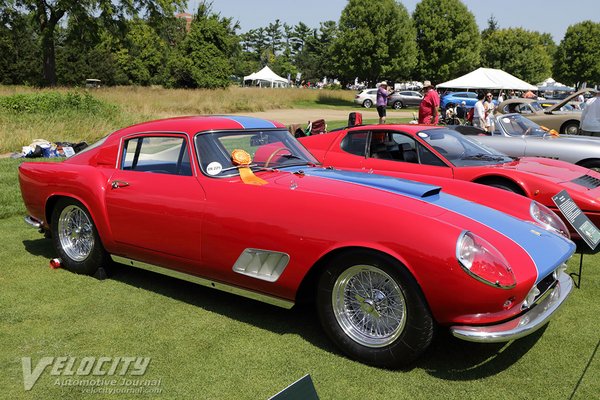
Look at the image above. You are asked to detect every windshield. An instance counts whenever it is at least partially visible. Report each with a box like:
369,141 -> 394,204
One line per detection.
418,128 -> 513,166
529,101 -> 544,112
195,129 -> 319,177
497,114 -> 547,137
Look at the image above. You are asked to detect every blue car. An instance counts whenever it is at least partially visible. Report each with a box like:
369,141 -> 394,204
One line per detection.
441,92 -> 478,109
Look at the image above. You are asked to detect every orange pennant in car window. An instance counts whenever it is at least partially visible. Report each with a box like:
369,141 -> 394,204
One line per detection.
231,149 -> 267,185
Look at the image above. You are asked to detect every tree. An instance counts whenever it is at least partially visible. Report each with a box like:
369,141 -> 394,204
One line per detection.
332,0 -> 416,84
166,2 -> 239,88
15,0 -> 184,86
481,28 -> 552,84
0,5 -> 41,84
481,15 -> 499,39
554,21 -> 600,86
413,0 -> 480,83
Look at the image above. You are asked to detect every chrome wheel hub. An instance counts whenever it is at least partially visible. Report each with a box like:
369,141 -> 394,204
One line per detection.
332,265 -> 407,348
58,205 -> 94,262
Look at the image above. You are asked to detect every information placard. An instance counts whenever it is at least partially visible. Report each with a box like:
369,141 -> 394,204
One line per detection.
552,190 -> 600,250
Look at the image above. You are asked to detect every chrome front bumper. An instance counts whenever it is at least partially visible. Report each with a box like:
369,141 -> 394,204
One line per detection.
450,272 -> 573,343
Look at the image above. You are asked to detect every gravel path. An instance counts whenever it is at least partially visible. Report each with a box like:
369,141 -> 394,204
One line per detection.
233,108 -> 415,124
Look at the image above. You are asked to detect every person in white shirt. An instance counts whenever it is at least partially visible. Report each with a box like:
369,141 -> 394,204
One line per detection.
581,91 -> 600,136
484,92 -> 495,133
473,92 -> 486,130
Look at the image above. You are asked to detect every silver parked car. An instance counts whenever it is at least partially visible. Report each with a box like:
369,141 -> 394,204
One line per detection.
449,113 -> 600,170
387,91 -> 423,109
353,88 -> 378,108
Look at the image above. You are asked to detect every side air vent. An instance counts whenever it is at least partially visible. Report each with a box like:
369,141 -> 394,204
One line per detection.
571,174 -> 600,189
232,249 -> 290,282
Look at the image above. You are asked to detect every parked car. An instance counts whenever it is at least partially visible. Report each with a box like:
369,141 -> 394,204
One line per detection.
19,116 -> 575,369
299,122 -> 600,242
354,88 -> 378,108
441,92 -> 478,109
495,89 -> 594,135
449,113 -> 600,171
388,90 -> 423,109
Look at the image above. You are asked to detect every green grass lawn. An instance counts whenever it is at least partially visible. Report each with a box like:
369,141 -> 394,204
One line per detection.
1,157 -> 599,399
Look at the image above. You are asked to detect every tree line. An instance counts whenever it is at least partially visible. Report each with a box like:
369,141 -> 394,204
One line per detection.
1,0 -> 599,88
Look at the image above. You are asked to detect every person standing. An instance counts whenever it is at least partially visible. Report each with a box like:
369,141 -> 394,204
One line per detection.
484,92 -> 495,133
418,80 -> 440,124
581,91 -> 600,136
376,81 -> 392,124
473,92 -> 487,130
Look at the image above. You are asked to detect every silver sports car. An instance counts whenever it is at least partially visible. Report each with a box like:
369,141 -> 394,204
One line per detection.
450,113 -> 600,171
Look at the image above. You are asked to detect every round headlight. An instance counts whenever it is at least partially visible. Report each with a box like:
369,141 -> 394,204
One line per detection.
530,201 -> 570,239
456,231 -> 516,289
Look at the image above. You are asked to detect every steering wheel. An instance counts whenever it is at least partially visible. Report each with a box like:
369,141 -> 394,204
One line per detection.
264,147 -> 292,167
523,127 -> 532,136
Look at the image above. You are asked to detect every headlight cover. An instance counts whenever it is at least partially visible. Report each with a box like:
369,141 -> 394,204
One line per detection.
456,231 -> 516,289
530,201 -> 570,239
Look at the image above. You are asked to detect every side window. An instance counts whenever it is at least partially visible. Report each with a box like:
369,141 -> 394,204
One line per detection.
392,133 -> 447,166
341,131 -> 368,156
122,136 -> 192,176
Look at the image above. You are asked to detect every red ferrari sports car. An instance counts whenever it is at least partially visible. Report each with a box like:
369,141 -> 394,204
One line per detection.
300,123 -> 600,242
19,116 -> 575,368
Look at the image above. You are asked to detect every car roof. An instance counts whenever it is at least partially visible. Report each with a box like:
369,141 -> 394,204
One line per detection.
114,116 -> 286,138
347,123 -> 442,135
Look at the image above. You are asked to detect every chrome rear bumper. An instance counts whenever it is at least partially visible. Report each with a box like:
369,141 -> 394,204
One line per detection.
24,215 -> 43,229
450,272 -> 573,343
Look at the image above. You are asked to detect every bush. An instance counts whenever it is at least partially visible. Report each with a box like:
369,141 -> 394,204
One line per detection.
0,91 -> 116,114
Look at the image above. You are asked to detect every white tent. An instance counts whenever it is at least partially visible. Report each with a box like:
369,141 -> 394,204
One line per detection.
437,67 -> 537,91
243,66 -> 288,88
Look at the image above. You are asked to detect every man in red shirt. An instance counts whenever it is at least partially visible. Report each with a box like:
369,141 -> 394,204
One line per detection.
418,80 -> 440,124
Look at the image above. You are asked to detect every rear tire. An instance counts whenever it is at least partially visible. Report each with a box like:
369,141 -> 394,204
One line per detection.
363,99 -> 373,108
51,198 -> 107,275
561,121 -> 579,135
393,101 -> 403,109
317,250 -> 433,368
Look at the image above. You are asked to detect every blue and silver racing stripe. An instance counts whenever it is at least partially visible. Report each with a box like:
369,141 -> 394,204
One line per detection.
217,116 -> 277,129
302,168 -> 575,284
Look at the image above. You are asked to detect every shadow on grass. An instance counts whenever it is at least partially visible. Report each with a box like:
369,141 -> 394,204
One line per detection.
22,236 -> 545,375
417,326 -> 546,380
23,238 -> 55,259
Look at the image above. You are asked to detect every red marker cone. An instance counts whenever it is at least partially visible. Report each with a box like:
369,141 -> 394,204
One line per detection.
50,258 -> 62,269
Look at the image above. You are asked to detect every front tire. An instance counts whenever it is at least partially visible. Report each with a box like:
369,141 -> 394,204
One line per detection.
581,160 -> 600,172
51,198 -> 107,275
317,250 -> 433,368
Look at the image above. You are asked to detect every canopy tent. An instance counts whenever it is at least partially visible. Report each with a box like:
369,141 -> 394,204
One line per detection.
437,67 -> 538,91
243,66 -> 288,88
537,77 -> 574,92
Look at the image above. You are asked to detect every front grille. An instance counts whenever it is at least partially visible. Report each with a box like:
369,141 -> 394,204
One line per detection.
536,272 -> 556,298
571,174 -> 600,189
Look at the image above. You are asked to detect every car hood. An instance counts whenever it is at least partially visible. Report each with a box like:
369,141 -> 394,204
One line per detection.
546,88 -> 594,112
497,157 -> 588,183
271,167 -> 574,282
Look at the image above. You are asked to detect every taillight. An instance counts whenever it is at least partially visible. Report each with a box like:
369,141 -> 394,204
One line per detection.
456,231 -> 516,289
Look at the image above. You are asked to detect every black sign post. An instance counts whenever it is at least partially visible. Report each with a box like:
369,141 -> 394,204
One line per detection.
552,190 -> 600,287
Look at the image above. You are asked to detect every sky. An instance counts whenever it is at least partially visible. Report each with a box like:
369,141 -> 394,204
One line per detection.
190,0 -> 600,43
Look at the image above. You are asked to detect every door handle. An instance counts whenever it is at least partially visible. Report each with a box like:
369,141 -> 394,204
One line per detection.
111,180 -> 130,189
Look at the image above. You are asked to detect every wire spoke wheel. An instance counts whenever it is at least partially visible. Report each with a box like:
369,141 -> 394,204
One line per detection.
58,205 -> 94,262
332,265 -> 407,347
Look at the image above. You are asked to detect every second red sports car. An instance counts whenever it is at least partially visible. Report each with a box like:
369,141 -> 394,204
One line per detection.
300,123 -> 600,242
